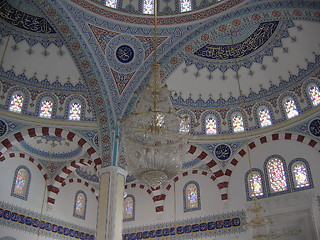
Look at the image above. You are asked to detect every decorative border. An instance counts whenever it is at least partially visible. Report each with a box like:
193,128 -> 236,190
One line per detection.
10,165 -> 31,201
0,201 -> 95,239
123,210 -> 246,240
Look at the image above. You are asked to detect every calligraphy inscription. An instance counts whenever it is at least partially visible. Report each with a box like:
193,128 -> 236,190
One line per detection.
194,21 -> 279,60
309,119 -> 320,137
0,0 -> 56,34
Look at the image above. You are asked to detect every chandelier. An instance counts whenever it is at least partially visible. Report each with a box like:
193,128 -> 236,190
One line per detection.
121,1 -> 188,188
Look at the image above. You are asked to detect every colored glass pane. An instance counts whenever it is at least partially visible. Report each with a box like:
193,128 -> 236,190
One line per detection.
143,0 -> 154,14
249,172 -> 263,197
267,158 -> 287,192
206,116 -> 217,134
40,100 -> 53,118
186,183 -> 198,208
232,114 -> 244,133
105,0 -> 117,8
284,98 -> 299,119
259,107 -> 272,127
156,113 -> 164,127
75,192 -> 85,217
14,169 -> 28,196
69,102 -> 81,120
180,0 -> 192,12
124,197 -> 134,219
308,85 -> 320,106
293,163 -> 309,188
9,94 -> 23,113
179,115 -> 190,133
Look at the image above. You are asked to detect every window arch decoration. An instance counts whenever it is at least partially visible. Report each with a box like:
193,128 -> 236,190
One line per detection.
123,194 -> 135,222
180,0 -> 192,12
245,168 -> 266,201
264,155 -> 290,196
302,78 -> 320,107
11,165 -> 31,201
279,94 -> 300,120
307,83 -> 320,106
252,102 -> 274,128
177,110 -> 194,134
183,181 -> 201,212
232,112 -> 244,133
257,106 -> 272,128
65,96 -> 86,121
288,158 -> 313,192
6,87 -> 29,114
73,190 -> 87,219
201,111 -> 221,135
143,0 -> 154,14
105,0 -> 117,8
37,94 -> 57,119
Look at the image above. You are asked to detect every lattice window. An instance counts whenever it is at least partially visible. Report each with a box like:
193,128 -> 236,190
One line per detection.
183,181 -> 201,212
69,102 -> 81,120
284,98 -> 299,119
267,158 -> 287,193
258,107 -> 272,127
123,195 -> 135,221
143,0 -> 154,14
180,115 -> 190,133
9,94 -> 24,113
292,162 -> 310,189
73,191 -> 87,219
180,0 -> 192,12
105,0 -> 117,8
249,171 -> 264,197
308,85 -> 320,106
206,116 -> 217,134
39,100 -> 53,118
232,113 -> 244,133
11,166 -> 31,201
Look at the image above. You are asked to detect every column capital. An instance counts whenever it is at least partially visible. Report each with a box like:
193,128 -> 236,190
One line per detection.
98,166 -> 127,178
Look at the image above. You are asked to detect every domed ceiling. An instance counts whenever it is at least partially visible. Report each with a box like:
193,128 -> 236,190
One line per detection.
0,0 -> 319,140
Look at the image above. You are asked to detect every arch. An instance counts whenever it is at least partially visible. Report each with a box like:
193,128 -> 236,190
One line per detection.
61,177 -> 99,201
123,194 -> 135,222
11,165 -> 31,201
278,93 -> 300,119
73,190 -> 87,219
183,180 -> 201,212
177,109 -> 194,134
6,87 -> 29,114
302,77 -> 320,107
65,96 -> 86,121
288,158 -> 314,191
36,93 -> 58,119
244,168 -> 266,201
226,108 -> 247,134
200,111 -> 221,135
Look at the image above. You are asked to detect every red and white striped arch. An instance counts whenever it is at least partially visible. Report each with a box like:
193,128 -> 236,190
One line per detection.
60,177 -> 99,201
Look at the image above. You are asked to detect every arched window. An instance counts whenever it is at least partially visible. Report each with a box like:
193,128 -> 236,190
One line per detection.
266,157 -> 288,193
68,102 -> 81,120
11,166 -> 31,201
308,84 -> 320,106
105,0 -> 117,8
206,115 -> 217,134
284,97 -> 299,119
123,194 -> 135,222
248,171 -> 264,198
180,114 -> 190,133
39,99 -> 53,118
258,107 -> 272,127
183,181 -> 201,212
289,159 -> 313,191
143,0 -> 154,14
9,94 -> 24,113
73,190 -> 87,219
232,113 -> 244,133
180,0 -> 192,12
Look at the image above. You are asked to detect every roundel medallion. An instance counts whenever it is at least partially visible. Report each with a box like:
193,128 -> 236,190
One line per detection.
0,120 -> 7,137
215,144 -> 231,161
309,118 -> 320,137
106,35 -> 144,73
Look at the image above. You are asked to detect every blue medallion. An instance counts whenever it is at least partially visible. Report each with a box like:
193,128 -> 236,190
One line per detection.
116,45 -> 134,63
309,119 -> 320,137
0,120 -> 7,137
215,144 -> 231,160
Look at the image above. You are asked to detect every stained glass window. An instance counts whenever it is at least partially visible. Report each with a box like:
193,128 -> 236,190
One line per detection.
232,113 -> 244,133
267,158 -> 287,193
156,113 -> 164,127
180,115 -> 190,133
292,162 -> 309,189
11,166 -> 31,200
74,191 -> 86,219
180,0 -> 192,12
206,116 -> 217,134
258,107 -> 272,127
284,98 -> 299,119
308,85 -> 320,106
143,0 -> 154,14
69,102 -> 81,120
105,0 -> 117,8
249,172 -> 264,197
40,100 -> 53,118
123,195 -> 134,221
183,181 -> 200,212
9,94 -> 24,113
